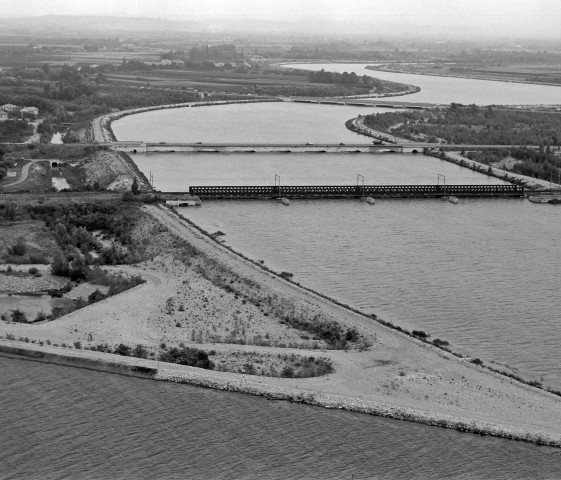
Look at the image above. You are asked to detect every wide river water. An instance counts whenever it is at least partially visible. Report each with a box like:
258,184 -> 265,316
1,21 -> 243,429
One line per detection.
2,356 -> 561,479
288,62 -> 561,105
5,65 -> 561,477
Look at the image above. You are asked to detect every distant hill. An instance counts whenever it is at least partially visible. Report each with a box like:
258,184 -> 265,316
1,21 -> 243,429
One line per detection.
0,15 -> 202,35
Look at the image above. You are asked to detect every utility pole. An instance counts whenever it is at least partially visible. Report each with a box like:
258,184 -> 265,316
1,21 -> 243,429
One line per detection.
437,173 -> 446,196
274,174 -> 281,196
357,173 -> 365,197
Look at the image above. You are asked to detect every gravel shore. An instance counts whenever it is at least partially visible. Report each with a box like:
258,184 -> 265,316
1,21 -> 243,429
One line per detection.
1,339 -> 560,447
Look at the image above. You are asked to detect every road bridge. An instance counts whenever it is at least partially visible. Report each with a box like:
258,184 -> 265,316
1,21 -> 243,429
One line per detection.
291,97 -> 441,109
107,142 -> 535,154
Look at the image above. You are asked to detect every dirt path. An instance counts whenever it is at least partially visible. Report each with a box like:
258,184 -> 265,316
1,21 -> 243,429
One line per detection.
2,160 -> 39,188
138,205 -> 561,442
3,204 -> 561,445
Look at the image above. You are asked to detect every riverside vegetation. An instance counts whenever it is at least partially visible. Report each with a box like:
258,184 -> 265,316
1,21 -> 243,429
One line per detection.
361,105 -> 561,183
1,195 -> 367,377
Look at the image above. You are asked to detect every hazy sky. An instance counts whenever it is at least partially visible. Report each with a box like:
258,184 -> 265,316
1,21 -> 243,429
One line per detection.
3,0 -> 560,37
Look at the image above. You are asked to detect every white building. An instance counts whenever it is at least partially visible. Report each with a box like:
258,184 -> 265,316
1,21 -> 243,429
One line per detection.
0,104 -> 17,112
21,106 -> 39,116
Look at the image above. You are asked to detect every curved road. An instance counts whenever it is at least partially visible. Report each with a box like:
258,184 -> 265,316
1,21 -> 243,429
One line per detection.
2,160 -> 37,189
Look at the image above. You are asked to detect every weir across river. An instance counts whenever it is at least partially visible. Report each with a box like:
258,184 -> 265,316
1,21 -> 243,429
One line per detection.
184,184 -> 524,199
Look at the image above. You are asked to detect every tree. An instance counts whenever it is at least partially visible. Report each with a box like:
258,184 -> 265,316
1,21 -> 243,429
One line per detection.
131,177 -> 139,195
51,254 -> 70,277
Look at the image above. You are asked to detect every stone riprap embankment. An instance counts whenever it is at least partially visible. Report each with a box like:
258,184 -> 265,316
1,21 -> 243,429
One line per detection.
1,339 -> 560,448
346,116 -> 411,144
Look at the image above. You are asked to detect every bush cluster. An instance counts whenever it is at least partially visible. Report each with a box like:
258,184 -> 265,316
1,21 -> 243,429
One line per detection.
159,346 -> 214,370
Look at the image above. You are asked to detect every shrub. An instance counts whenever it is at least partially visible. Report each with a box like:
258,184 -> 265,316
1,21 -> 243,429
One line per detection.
159,346 -> 214,370
10,309 -> 28,323
432,338 -> 450,347
132,344 -> 149,359
281,366 -> 295,378
51,254 -> 70,277
28,267 -> 39,275
88,289 -> 106,304
9,238 -> 26,257
114,343 -> 132,356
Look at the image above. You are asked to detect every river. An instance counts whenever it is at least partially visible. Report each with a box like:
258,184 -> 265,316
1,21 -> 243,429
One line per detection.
117,89 -> 561,390
128,147 -> 560,389
2,356 -> 561,479
111,101 -> 396,144
4,65 -> 561,477
287,62 -> 561,105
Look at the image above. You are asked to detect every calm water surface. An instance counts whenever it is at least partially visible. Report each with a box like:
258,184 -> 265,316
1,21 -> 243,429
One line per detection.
288,63 -> 561,105
2,356 -> 561,480
56,70 -> 561,475
129,152 -> 509,191
125,144 -> 560,388
179,197 -> 561,390
111,102 -> 393,144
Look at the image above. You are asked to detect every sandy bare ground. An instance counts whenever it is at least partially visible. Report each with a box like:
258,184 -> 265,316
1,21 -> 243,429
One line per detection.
3,203 -> 560,445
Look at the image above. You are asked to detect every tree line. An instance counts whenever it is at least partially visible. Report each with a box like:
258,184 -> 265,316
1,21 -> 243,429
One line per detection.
362,105 -> 561,182
307,69 -> 414,94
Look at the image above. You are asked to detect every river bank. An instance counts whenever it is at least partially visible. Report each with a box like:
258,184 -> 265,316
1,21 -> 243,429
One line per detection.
345,115 -> 556,189
366,65 -> 561,89
92,98 -> 282,143
1,331 -> 561,448
3,202 -> 561,447
87,98 -> 284,191
70,101 -> 561,444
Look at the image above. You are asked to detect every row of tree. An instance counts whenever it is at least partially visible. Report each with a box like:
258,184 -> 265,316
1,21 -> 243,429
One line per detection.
307,69 -> 414,94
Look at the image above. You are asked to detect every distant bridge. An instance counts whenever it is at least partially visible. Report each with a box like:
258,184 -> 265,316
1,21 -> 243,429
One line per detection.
109,142 -> 532,154
186,184 -> 524,200
291,97 -> 441,109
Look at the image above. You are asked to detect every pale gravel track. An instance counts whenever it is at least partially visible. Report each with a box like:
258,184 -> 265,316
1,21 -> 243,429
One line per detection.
2,203 -> 561,445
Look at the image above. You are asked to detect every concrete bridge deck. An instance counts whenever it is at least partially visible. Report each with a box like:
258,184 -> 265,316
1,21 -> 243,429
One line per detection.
108,142 -> 532,154
291,97 -> 441,109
